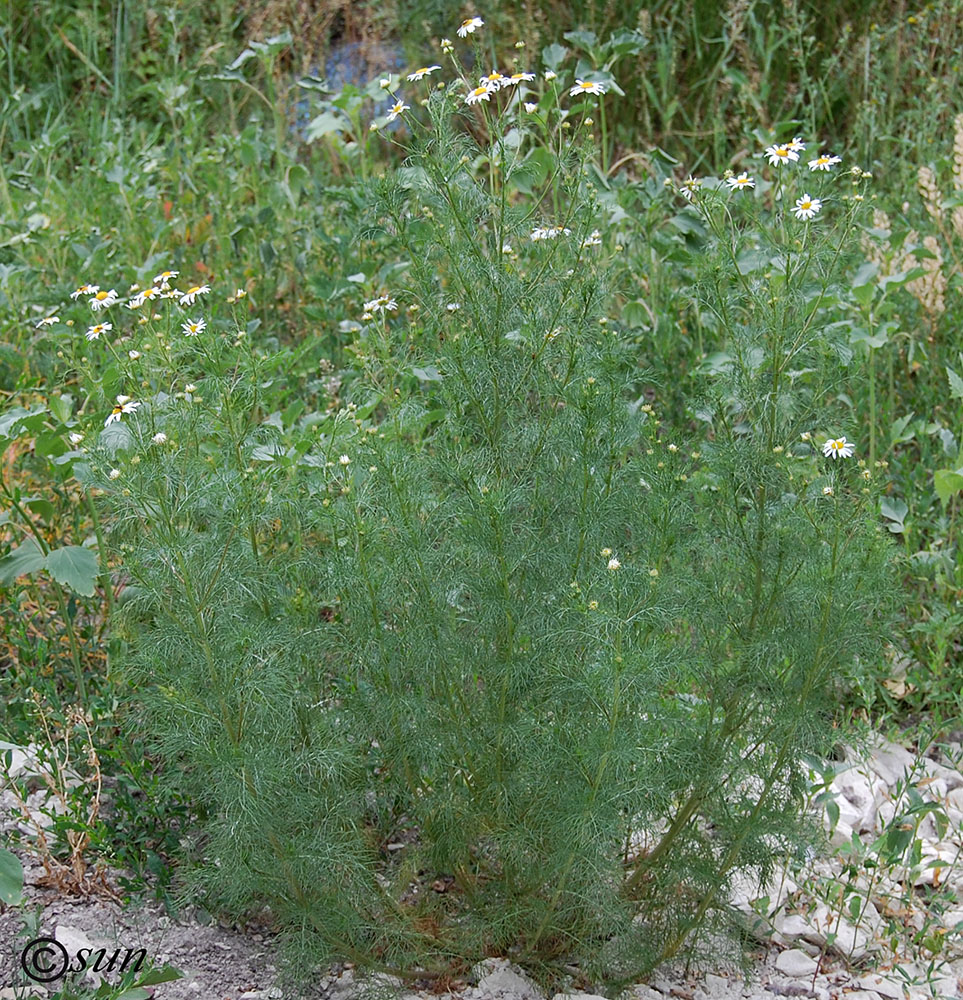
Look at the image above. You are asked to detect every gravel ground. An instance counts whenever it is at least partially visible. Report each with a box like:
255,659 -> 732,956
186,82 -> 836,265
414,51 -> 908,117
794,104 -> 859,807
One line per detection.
2,731 -> 962,1000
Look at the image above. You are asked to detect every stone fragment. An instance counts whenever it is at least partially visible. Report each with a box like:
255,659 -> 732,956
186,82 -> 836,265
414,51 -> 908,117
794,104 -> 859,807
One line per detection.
477,960 -> 545,1000
704,974 -> 734,998
867,744 -> 916,787
764,979 -> 816,997
831,768 -> 880,831
775,950 -> 818,978
856,974 -> 904,999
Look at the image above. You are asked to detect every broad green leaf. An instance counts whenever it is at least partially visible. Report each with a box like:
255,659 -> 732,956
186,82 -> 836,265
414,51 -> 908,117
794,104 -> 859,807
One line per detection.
541,43 -> 569,70
48,394 -> 73,424
0,847 -> 23,905
934,469 -> 963,507
947,365 -> 963,401
889,412 -> 916,444
851,281 -> 875,308
304,111 -> 345,141
44,545 -> 100,596
0,538 -> 46,585
605,29 -> 646,57
137,966 -> 184,986
851,260 -> 878,287
563,29 -> 598,51
880,497 -> 907,532
23,497 -> 55,522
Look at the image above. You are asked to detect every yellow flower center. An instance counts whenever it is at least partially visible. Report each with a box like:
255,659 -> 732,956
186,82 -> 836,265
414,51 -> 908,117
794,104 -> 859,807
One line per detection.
800,200 -> 812,209
96,290 -> 109,300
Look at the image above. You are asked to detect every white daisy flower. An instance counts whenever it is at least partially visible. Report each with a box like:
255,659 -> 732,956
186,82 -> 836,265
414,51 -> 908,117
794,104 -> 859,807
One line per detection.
523,101 -> 538,113
581,230 -> 602,247
792,193 -> 822,220
457,16 -> 484,37
465,83 -> 496,105
407,65 -> 441,81
808,153 -> 842,171
726,172 -> 755,190
787,136 -> 807,152
363,294 -> 398,313
86,322 -> 112,341
128,286 -> 161,309
570,79 -> 606,97
153,269 -> 179,287
607,556 -> 621,571
822,485 -> 834,496
104,395 -> 140,427
182,318 -> 206,336
507,72 -> 535,84
90,288 -> 118,311
446,302 -> 461,312
108,468 -> 121,480
128,350 -> 141,359
151,432 -> 168,445
178,284 -> 210,306
822,436 -> 854,460
68,432 -> 84,446
70,283 -> 98,299
339,454 -> 351,465
543,70 -> 557,81
680,175 -> 701,200
386,100 -> 410,122
441,38 -> 454,53
185,383 -> 197,393
479,70 -> 507,91
765,144 -> 799,167
35,315 -> 60,328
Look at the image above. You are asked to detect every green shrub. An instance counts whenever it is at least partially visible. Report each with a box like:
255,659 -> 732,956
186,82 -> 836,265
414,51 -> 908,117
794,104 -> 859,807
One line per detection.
6,17 -> 901,995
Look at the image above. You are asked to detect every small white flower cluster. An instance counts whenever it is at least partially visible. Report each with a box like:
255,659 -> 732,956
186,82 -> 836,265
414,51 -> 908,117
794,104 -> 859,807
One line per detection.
712,138 -> 845,219
530,225 -> 571,241
67,271 -> 213,314
377,15 -> 610,117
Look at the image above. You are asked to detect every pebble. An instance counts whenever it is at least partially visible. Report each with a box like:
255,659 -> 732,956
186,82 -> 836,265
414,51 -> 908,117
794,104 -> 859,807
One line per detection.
476,960 -> 545,1000
856,975 -> 903,999
774,950 -> 818,978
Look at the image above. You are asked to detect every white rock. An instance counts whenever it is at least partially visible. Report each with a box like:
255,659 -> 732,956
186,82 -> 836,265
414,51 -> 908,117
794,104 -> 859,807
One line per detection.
915,776 -> 948,800
831,770 -> 879,831
774,950 -> 818,978
868,744 -> 917,787
552,993 -> 608,1000
773,911 -> 814,941
626,987 -> 662,1000
857,974 -> 904,999
911,844 -> 958,886
944,787 -> 963,823
704,974 -> 736,998
922,757 -> 963,791
825,818 -> 854,849
478,960 -> 545,1000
